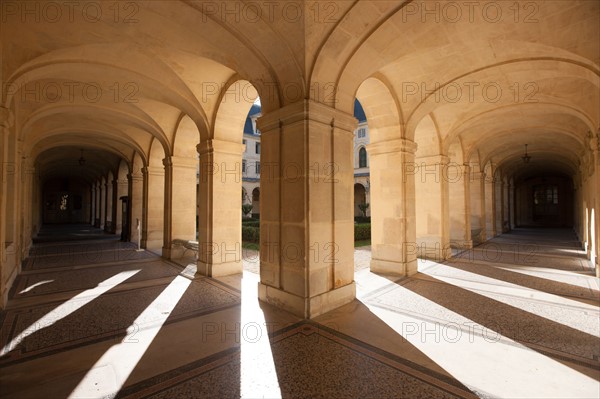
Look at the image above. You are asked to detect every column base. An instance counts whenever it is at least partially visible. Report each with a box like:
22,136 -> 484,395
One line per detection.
450,240 -> 473,249
370,258 -> 418,276
197,260 -> 242,277
258,282 -> 356,319
415,239 -> 452,262
143,239 -> 163,252
471,229 -> 484,245
162,246 -> 175,259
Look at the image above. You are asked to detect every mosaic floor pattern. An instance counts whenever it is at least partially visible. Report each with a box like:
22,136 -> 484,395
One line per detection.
0,227 -> 598,398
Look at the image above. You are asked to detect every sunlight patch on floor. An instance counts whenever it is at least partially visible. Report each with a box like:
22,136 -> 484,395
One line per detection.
19,279 -> 55,294
240,271 -> 281,399
555,248 -> 587,255
495,265 -> 600,290
1,270 -> 140,357
358,272 -> 599,399
68,264 -> 194,399
423,262 -> 600,336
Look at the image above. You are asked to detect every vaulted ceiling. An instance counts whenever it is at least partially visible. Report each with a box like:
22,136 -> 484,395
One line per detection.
2,0 -> 598,184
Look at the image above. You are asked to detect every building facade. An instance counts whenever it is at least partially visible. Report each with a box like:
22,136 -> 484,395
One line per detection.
242,102 -> 372,218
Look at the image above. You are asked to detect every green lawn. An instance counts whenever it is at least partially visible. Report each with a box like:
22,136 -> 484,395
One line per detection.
243,240 -> 371,250
242,222 -> 371,250
242,242 -> 260,251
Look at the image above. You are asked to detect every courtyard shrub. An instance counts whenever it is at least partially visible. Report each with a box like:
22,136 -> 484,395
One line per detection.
354,223 -> 371,241
242,225 -> 260,242
242,219 -> 260,227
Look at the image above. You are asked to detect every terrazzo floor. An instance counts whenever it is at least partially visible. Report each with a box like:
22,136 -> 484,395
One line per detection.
0,226 -> 598,398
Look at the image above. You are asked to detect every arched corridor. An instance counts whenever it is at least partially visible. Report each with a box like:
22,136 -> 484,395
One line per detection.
1,1 -> 599,397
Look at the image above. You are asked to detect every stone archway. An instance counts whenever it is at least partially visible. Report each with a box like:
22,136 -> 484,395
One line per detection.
252,187 -> 260,218
354,183 -> 366,218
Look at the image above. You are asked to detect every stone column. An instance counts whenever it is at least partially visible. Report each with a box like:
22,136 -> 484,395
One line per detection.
143,166 -> 164,251
0,107 -> 15,309
129,172 -> 144,244
257,100 -> 357,318
197,140 -> 243,275
99,180 -> 106,229
503,180 -> 511,232
162,156 -> 197,258
509,179 -> 516,229
450,163 -> 473,249
21,161 -> 36,257
589,131 -> 600,277
414,155 -> 451,261
485,169 -> 496,239
470,167 -> 486,244
90,185 -> 96,225
368,138 -> 418,275
495,175 -> 503,236
105,179 -> 113,232
95,181 -> 101,227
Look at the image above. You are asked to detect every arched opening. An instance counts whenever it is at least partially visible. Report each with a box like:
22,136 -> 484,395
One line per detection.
241,97 -> 261,223
252,188 -> 260,218
514,175 -> 574,227
42,177 -> 88,224
355,77 -> 415,275
197,79 -> 258,277
354,183 -> 367,217
352,99 -> 371,253
162,113 -> 199,260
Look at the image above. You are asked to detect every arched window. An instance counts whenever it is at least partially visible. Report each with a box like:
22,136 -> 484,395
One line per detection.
359,147 -> 367,168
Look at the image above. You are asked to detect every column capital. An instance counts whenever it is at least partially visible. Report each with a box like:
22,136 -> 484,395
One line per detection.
128,173 -> 143,182
143,166 -> 165,176
162,156 -> 197,169
256,100 -> 357,134
367,138 -> 417,156
588,130 -> 599,154
197,139 -> 244,157
471,171 -> 486,180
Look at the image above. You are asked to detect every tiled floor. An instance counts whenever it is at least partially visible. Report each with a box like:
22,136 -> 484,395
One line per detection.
0,227 -> 598,398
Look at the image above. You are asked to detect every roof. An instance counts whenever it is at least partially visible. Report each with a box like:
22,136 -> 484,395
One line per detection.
243,104 -> 262,134
354,99 -> 367,122
243,101 -> 366,133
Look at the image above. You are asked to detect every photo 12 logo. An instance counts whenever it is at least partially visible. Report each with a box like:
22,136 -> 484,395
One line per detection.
1,1 -> 140,24
5,81 -> 139,104
400,1 -> 540,24
198,1 -> 339,24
